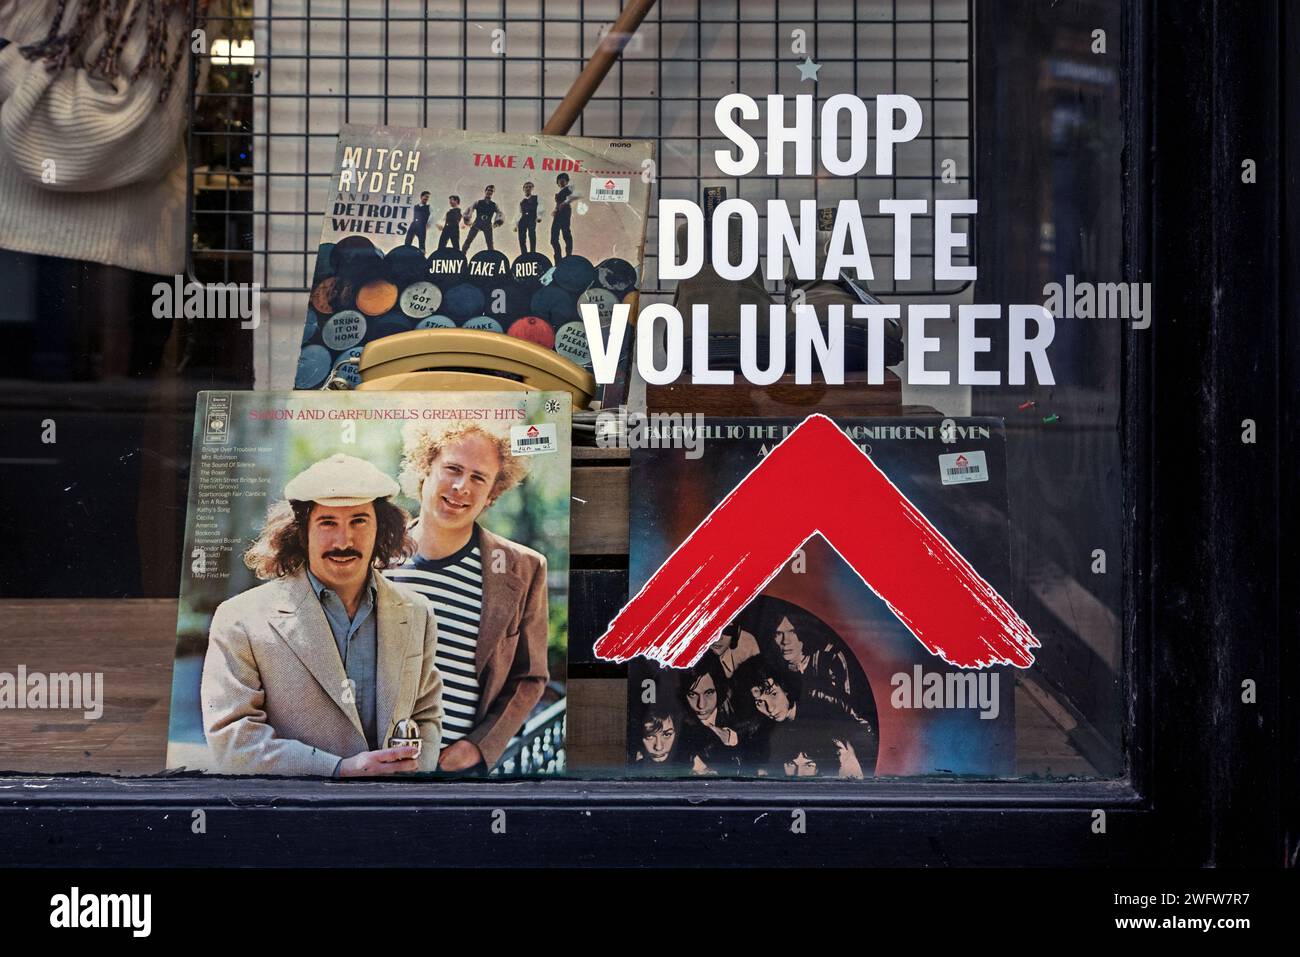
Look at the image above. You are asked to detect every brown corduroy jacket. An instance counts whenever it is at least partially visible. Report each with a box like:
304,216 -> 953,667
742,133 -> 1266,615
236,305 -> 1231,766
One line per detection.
458,527 -> 551,768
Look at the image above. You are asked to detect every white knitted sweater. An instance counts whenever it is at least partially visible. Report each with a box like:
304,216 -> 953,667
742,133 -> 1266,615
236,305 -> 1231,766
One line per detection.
0,1 -> 191,275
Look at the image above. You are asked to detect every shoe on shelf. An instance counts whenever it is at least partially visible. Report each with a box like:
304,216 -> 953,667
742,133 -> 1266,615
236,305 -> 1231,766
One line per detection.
784,214 -> 905,370
671,219 -> 775,370
669,199 -> 905,374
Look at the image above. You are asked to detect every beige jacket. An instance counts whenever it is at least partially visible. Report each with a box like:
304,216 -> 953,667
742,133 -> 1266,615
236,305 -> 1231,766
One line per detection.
200,568 -> 443,776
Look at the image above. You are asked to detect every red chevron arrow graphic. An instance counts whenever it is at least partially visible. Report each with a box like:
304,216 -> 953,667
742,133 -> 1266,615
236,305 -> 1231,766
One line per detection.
594,413 -> 1040,669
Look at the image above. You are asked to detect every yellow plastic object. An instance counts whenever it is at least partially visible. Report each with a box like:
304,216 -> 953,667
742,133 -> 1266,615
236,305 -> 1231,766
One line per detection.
356,370 -> 534,393
357,328 -> 597,407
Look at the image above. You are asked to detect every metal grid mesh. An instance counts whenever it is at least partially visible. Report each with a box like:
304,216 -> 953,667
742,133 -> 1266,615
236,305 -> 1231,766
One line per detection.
190,0 -> 972,385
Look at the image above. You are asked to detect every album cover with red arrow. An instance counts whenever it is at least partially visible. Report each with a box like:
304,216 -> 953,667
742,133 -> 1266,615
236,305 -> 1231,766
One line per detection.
616,415 -> 1023,778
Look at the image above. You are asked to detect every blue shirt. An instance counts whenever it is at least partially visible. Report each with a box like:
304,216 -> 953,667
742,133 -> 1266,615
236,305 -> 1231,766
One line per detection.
305,569 -> 379,750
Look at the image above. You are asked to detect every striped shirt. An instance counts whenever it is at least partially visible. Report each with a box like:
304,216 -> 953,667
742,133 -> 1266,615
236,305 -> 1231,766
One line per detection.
385,530 -> 483,746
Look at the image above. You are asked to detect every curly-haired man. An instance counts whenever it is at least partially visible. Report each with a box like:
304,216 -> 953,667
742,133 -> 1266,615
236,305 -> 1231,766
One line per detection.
384,420 -> 549,773
200,453 -> 444,776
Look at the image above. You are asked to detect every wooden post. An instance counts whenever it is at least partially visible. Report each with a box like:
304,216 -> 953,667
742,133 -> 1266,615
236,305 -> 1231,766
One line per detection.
542,0 -> 658,135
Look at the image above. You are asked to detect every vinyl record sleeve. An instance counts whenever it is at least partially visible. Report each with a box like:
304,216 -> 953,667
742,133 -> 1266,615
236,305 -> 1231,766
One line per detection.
295,125 -> 653,407
167,390 -> 572,777
626,417 -> 1017,779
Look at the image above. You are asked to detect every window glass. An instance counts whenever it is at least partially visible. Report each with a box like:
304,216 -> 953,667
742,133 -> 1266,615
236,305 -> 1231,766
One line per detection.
0,0 -> 1126,783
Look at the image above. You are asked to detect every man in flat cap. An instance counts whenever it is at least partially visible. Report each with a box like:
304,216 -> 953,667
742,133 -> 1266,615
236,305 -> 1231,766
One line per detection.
200,453 -> 444,776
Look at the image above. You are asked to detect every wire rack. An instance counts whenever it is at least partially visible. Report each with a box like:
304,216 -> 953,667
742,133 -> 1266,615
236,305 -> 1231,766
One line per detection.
189,0 -> 973,385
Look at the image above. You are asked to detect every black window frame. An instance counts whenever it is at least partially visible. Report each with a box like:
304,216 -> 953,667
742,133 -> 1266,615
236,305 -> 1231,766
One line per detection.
0,0 -> 1292,868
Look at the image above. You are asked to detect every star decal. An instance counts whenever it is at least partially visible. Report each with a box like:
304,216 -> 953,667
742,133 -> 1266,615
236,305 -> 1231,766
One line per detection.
797,57 -> 821,82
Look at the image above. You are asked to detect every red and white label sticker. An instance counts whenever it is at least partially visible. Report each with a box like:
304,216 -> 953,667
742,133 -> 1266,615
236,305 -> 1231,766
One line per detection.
939,450 -> 988,485
589,177 -> 630,203
510,422 -> 557,456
